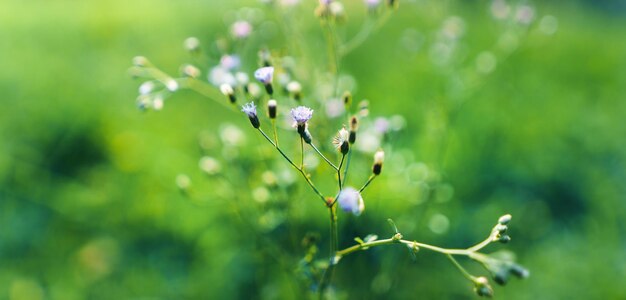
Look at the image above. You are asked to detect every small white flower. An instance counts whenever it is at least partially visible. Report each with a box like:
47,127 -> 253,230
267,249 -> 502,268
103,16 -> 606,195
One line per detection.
254,66 -> 274,84
290,106 -> 314,126
241,102 -> 257,118
337,187 -> 365,216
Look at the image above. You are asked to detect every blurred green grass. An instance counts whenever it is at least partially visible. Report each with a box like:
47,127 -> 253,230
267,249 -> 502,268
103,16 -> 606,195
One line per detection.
1,0 -> 625,299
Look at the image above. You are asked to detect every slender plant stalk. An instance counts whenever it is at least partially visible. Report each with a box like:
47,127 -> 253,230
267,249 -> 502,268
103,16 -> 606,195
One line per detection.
310,143 -> 339,170
258,128 -> 327,204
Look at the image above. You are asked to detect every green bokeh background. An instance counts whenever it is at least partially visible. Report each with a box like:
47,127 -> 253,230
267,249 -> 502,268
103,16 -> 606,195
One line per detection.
1,0 -> 625,299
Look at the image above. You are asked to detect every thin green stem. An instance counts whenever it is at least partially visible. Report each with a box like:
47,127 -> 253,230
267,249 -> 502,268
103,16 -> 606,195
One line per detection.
337,153 -> 346,191
339,11 -> 392,57
341,149 -> 352,186
319,204 -> 339,297
257,129 -> 327,204
310,143 -> 339,170
300,137 -> 305,169
271,119 -> 279,147
359,174 -> 377,193
446,254 -> 475,281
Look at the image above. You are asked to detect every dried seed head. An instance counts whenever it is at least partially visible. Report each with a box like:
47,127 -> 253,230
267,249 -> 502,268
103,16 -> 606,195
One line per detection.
333,127 -> 350,155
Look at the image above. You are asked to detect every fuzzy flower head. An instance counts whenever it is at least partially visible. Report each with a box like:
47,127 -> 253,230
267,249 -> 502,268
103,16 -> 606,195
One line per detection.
290,106 -> 314,126
254,66 -> 274,85
241,102 -> 260,128
337,187 -> 365,216
241,102 -> 257,118
333,127 -> 350,154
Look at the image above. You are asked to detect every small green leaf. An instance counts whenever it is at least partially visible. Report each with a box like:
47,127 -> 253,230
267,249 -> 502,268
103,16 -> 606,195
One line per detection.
387,218 -> 399,233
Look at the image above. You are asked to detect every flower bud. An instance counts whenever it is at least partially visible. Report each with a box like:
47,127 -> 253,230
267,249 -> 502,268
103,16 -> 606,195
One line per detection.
297,124 -> 312,144
372,150 -> 384,175
184,37 -> 200,52
498,235 -> 511,244
268,99 -> 277,119
474,277 -> 493,298
387,0 -> 399,9
342,91 -> 352,107
132,56 -> 149,67
349,116 -> 358,144
498,214 -> 512,225
510,264 -> 530,279
220,84 -> 236,103
287,81 -> 302,100
181,64 -> 201,78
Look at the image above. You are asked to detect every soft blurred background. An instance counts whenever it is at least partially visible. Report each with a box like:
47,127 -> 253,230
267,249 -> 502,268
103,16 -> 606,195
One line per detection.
1,0 -> 625,299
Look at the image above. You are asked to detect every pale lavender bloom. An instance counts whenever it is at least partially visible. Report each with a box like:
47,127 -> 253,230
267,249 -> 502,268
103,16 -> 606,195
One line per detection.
220,55 -> 241,70
337,187 -> 365,216
254,66 -> 274,84
319,0 -> 332,5
365,0 -> 380,8
325,98 -> 345,118
231,21 -> 252,39
374,117 -> 390,134
209,66 -> 236,86
241,102 -> 257,118
290,106 -> 314,126
515,5 -> 535,25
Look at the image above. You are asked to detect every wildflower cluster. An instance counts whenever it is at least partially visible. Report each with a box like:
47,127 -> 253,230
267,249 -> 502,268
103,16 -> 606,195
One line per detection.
130,0 -> 532,297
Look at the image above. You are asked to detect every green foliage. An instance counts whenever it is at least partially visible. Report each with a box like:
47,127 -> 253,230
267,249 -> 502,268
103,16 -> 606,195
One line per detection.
1,0 -> 625,299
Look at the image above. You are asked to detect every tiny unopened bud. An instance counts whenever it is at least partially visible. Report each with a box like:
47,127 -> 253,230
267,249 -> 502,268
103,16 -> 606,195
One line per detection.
493,270 -> 509,286
498,235 -> 511,244
182,64 -> 201,78
342,91 -> 352,107
329,2 -> 345,20
358,100 -> 370,117
165,79 -> 178,92
139,81 -> 155,95
184,37 -> 200,52
132,56 -> 149,67
495,224 -> 508,234
349,116 -> 358,144
510,264 -> 530,279
287,81 -> 302,100
176,174 -> 192,191
498,214 -> 512,225
220,84 -> 236,103
152,96 -> 164,111
373,150 -> 384,175
297,124 -> 313,144
474,277 -> 493,298
268,99 -> 277,119
387,0 -> 399,9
